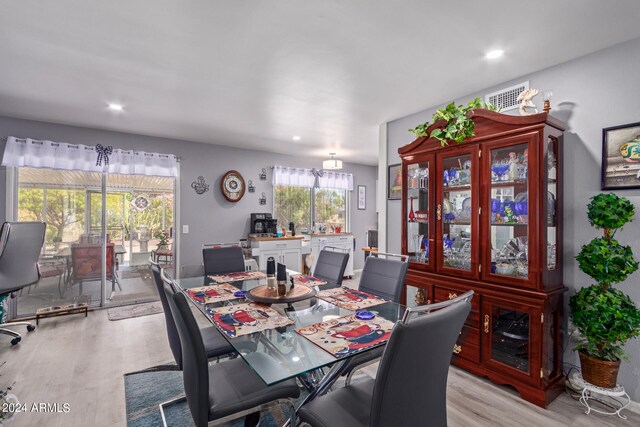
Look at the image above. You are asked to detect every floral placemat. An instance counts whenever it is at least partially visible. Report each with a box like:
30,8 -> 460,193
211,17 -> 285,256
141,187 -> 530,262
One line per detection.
290,274 -> 328,287
296,314 -> 394,358
208,270 -> 267,283
186,283 -> 239,304
315,287 -> 387,311
206,302 -> 293,338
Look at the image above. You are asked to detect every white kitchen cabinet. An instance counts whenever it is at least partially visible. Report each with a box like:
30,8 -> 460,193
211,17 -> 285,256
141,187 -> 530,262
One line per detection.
250,237 -> 303,273
309,234 -> 354,277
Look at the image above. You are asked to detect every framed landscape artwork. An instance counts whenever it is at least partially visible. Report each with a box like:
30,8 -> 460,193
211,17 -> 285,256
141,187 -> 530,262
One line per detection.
388,164 -> 402,200
602,121 -> 640,190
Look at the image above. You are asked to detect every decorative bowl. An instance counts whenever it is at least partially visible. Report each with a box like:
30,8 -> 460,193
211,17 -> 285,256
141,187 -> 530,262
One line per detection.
495,263 -> 516,275
355,310 -> 375,320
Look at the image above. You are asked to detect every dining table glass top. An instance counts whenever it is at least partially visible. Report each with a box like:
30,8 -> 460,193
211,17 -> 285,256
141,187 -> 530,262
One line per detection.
174,272 -> 406,385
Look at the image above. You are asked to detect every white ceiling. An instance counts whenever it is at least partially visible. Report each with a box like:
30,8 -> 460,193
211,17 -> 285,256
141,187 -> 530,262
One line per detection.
1,1 -> 639,165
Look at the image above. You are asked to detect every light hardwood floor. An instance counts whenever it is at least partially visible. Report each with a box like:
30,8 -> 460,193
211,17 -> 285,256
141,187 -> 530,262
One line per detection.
1,306 -> 638,427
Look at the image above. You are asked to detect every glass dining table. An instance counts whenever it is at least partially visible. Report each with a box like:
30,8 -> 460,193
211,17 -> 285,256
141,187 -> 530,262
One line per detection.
174,271 -> 406,408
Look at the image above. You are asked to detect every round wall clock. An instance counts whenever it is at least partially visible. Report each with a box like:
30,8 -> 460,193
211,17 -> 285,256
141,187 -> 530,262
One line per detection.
220,170 -> 246,202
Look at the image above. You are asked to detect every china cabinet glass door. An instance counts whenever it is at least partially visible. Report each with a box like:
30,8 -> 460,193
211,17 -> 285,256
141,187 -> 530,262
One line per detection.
482,297 -> 540,384
404,156 -> 433,270
545,136 -> 559,273
437,148 -> 478,278
484,140 -> 532,285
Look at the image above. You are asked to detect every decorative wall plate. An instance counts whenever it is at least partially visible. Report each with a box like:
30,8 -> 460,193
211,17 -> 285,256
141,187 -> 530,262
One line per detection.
130,195 -> 149,212
221,170 -> 246,202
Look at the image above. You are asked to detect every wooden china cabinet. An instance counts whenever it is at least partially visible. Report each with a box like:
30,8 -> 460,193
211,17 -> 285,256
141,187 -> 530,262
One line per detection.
398,109 -> 566,408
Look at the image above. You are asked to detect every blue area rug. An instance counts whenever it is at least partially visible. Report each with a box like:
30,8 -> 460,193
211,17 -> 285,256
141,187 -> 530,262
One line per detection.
124,366 -> 299,427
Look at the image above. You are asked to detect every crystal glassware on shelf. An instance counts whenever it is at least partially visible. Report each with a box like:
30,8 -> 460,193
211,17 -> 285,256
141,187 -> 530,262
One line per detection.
491,162 -> 510,182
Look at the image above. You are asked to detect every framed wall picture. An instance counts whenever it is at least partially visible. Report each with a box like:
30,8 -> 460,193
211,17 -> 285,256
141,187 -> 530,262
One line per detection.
388,164 -> 402,200
602,121 -> 640,190
357,185 -> 366,210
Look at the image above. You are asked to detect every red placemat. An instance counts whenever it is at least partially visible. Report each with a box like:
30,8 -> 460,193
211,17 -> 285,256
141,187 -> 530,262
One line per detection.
208,271 -> 267,283
290,274 -> 328,287
296,314 -> 395,358
186,283 -> 239,304
206,302 -> 293,338
315,287 -> 387,311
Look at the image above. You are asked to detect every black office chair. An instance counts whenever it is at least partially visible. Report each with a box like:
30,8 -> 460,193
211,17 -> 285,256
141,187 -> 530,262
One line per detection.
202,246 -> 245,276
0,222 -> 45,345
298,292 -> 473,427
150,260 -> 235,366
338,253 -> 408,381
163,289 -> 300,427
312,249 -> 349,287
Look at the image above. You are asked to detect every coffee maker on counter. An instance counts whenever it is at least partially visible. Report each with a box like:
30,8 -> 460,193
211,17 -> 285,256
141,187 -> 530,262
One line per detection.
250,213 -> 278,237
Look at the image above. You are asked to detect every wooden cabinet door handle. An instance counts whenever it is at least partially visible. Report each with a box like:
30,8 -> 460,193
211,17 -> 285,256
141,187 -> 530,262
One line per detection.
453,344 -> 462,354
448,292 -> 458,300
437,204 -> 442,220
484,314 -> 490,333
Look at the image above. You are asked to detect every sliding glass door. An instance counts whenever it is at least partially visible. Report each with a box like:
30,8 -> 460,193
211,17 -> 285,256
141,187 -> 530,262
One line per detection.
14,167 -> 175,316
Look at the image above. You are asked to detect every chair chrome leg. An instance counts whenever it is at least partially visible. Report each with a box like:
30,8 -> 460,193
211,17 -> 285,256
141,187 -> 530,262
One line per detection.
159,395 -> 186,427
0,328 -> 21,339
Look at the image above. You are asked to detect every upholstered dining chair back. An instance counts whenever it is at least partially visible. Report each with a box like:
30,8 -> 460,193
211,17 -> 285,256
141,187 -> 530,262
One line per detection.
0,222 -> 46,293
312,249 -> 349,287
370,295 -> 472,427
358,256 -> 408,303
152,262 -> 183,369
167,289 -> 210,427
202,246 -> 245,276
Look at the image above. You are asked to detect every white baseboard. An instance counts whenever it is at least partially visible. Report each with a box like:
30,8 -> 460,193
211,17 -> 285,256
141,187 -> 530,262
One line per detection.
628,400 -> 640,414
352,268 -> 363,274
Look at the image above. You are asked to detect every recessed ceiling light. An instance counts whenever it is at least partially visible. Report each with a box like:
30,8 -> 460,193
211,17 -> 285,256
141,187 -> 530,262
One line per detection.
108,103 -> 124,112
292,136 -> 301,141
485,49 -> 504,59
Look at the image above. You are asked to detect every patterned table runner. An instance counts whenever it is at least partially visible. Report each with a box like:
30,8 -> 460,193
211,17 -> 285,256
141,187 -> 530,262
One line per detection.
290,274 -> 328,287
315,287 -> 387,311
208,270 -> 267,283
206,302 -> 293,338
296,314 -> 395,358
186,283 -> 240,304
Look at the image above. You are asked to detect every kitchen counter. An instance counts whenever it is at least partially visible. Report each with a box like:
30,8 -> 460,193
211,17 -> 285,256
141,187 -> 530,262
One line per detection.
248,236 -> 304,242
307,232 -> 353,237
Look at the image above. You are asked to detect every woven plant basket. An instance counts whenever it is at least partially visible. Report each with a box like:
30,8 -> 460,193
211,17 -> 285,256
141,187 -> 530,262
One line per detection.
579,351 -> 620,388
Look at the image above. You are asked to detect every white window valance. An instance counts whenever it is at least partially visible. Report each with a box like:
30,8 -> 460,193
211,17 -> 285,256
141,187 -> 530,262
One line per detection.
272,165 -> 353,190
1,136 -> 178,177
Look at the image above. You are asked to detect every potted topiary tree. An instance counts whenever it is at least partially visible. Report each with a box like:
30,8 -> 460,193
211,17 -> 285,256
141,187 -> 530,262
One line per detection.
570,193 -> 640,388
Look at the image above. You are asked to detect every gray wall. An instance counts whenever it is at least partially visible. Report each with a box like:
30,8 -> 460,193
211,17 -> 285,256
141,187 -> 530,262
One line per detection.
0,116 -> 378,272
387,37 -> 640,400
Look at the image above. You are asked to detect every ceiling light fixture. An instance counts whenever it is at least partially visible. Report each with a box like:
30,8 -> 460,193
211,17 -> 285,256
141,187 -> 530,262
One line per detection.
485,49 -> 504,59
292,135 -> 301,141
322,153 -> 343,170
108,103 -> 124,112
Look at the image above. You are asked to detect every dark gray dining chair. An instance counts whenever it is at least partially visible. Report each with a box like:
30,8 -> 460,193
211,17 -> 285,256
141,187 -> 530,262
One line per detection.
298,291 -> 473,427
151,260 -> 235,367
0,222 -> 45,345
162,289 -> 300,427
358,253 -> 409,303
337,253 -> 408,382
202,246 -> 245,276
312,248 -> 349,287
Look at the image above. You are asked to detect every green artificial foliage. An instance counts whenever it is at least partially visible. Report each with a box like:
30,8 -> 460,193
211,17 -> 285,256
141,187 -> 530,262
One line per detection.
569,286 -> 640,361
586,193 -> 635,235
570,193 -> 640,361
408,98 -> 499,146
576,237 -> 638,286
